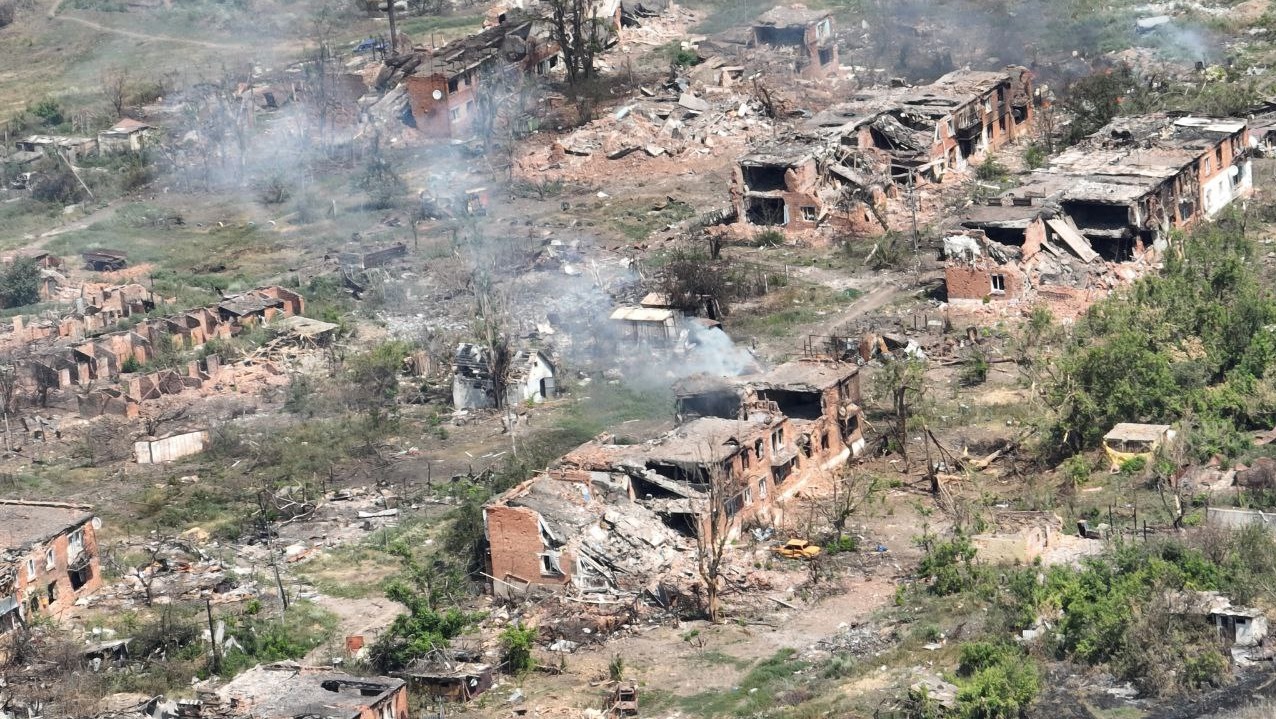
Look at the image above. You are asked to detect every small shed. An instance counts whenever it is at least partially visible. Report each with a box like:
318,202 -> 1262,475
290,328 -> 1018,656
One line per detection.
1102,422 -> 1175,471
401,662 -> 493,702
609,306 -> 676,344
98,119 -> 154,153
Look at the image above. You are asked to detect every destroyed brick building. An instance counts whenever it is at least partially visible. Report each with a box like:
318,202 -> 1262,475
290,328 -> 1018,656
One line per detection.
198,663 -> 409,719
750,6 -> 838,79
732,67 -> 1033,231
2,286 -> 303,419
402,11 -> 560,139
947,114 -> 1253,305
452,344 -> 556,410
483,360 -> 864,596
1,500 -> 102,636
97,118 -> 155,154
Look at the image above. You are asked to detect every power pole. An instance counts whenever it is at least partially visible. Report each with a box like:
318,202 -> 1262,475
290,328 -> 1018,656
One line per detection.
387,0 -> 399,54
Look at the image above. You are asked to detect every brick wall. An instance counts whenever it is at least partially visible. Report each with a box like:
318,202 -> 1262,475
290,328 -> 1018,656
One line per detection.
11,520 -> 102,620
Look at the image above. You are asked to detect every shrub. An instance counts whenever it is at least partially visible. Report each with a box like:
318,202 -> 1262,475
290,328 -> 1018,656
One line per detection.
500,622 -> 537,675
953,642 -> 1040,719
975,156 -> 1009,182
0,257 -> 41,309
1023,144 -> 1047,169
752,228 -> 785,247
29,98 -> 64,127
917,535 -> 981,596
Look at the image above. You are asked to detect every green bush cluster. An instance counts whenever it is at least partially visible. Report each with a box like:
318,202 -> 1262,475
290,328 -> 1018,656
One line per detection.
952,642 -> 1040,719
1048,217 -> 1276,457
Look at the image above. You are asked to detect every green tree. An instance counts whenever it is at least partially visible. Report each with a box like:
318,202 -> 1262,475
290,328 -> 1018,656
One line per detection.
1048,219 -> 1276,454
345,340 -> 410,427
0,257 -> 41,309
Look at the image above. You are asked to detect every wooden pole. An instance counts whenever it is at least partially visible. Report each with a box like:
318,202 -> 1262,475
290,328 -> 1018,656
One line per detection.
206,599 -> 221,674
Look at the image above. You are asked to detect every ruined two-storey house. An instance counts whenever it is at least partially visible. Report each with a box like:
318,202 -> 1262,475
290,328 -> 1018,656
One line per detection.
750,6 -> 838,79
483,360 -> 864,597
731,67 -> 1033,232
947,114 -> 1253,305
403,11 -> 559,139
1,500 -> 102,640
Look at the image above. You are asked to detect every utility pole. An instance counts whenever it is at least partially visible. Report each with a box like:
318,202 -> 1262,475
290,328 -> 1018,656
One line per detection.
387,0 -> 399,55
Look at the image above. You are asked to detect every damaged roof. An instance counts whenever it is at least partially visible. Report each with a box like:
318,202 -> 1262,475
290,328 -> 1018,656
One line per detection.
996,114 -> 1250,208
0,500 -> 94,553
752,5 -> 830,27
411,13 -> 544,79
736,360 -> 856,392
214,663 -> 403,718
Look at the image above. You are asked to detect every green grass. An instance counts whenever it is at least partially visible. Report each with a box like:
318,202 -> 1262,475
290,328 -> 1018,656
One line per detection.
677,649 -> 810,717
42,218 -> 291,289
396,13 -> 483,38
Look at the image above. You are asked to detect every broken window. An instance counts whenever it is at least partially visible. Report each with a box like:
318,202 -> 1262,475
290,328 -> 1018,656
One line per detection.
26,558 -> 35,581
990,274 -> 1006,294
753,25 -> 806,47
758,478 -> 768,500
772,459 -> 794,486
466,100 -> 474,115
45,548 -> 55,570
770,428 -> 785,454
68,529 -> 84,558
742,164 -> 788,192
449,107 -> 461,122
0,605 -> 19,635
743,487 -> 753,506
843,413 -> 860,441
757,389 -> 822,420
539,552 -> 563,576
800,206 -> 818,222
1216,145 -> 1224,167
745,197 -> 787,226
817,46 -> 833,66
754,439 -> 765,460
46,581 -> 57,605
447,76 -> 460,93
1204,157 -> 1212,175
725,492 -> 745,517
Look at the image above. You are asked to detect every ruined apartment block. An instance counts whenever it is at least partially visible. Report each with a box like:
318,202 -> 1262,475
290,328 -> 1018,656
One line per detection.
1,500 -> 102,640
750,6 -> 838,79
948,114 -> 1253,305
732,67 -> 1033,232
403,11 -> 560,139
484,360 -> 864,596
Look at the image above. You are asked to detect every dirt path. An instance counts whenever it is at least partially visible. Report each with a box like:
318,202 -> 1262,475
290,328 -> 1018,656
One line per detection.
47,0 -> 248,49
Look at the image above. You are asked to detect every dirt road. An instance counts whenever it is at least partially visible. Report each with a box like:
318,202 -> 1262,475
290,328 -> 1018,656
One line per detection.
48,0 -> 248,49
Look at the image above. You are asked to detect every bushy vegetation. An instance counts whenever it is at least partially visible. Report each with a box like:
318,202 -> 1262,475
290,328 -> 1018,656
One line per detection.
368,543 -> 478,672
952,642 -> 1040,719
218,600 -> 340,676
915,527 -> 1276,701
0,256 -> 41,309
1047,217 -> 1276,456
500,622 -> 538,674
